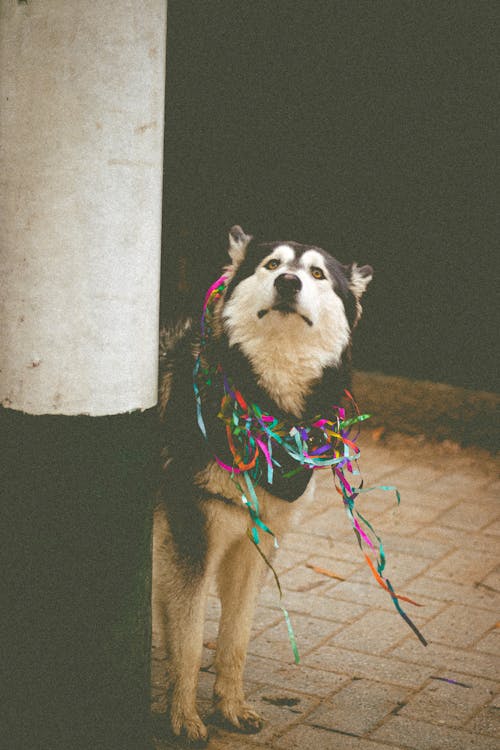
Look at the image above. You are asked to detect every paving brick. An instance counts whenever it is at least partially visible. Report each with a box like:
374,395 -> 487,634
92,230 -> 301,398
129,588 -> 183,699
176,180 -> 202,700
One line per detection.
355,441 -> 409,472
390,639 -> 500,681
272,547 -> 310,574
201,645 -> 216,671
374,529 -> 452,559
405,575 -> 500,612
398,673 -> 498,728
197,669 -> 217,702
280,530 -> 337,555
329,608 -> 429,656
466,706 -> 500,739
303,644 -> 433,689
275,588 -> 368,623
263,663 -> 350,698
420,604 -> 499,648
302,554 -> 365,583
386,462 -> 447,489
249,612 -> 343,663
481,476 -> 500,493
374,499 -> 451,535
241,685 -> 320,746
298,506 -> 355,539
308,537 -> 378,564
243,654 -> 349,698
481,568 -> 500,592
440,500 -> 500,532
434,471 -> 499,498
305,677 -> 408,735
349,489 -> 402,520
384,484 -> 461,511
203,616 -> 219,644
420,545 -> 499,586
325,579 -> 403,612
274,723 -> 396,750
476,630 -> 500,655
258,582 -> 287,608
277,558 -> 360,593
304,486 -> 354,519
370,714 -> 500,749
419,524 -> 499,552
484,518 -> 500,536
252,605 -> 286,634
349,548 -> 433,587
206,594 -> 222,620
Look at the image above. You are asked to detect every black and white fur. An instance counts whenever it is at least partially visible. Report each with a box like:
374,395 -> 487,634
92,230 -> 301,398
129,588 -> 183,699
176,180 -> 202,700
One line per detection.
153,227 -> 372,742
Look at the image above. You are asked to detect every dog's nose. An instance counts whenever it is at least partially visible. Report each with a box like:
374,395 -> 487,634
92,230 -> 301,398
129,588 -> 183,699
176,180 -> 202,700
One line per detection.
274,273 -> 302,298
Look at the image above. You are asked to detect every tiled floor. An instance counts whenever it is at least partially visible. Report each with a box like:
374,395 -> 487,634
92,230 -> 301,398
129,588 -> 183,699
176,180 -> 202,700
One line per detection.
152,432 -> 499,749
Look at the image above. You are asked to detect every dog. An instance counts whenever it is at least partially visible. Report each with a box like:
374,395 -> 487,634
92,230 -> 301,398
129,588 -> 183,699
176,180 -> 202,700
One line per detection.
153,226 -> 373,742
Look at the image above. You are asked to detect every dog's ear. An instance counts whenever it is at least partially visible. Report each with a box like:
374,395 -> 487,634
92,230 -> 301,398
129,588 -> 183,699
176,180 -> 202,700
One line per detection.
348,263 -> 373,299
228,225 -> 252,265
346,263 -> 373,326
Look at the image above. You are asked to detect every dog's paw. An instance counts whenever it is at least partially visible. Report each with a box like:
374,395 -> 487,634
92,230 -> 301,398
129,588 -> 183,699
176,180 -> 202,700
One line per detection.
170,709 -> 208,745
211,700 -> 264,734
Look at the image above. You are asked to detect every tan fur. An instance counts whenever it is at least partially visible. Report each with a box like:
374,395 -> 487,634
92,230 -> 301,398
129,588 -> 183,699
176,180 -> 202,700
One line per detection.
152,461 -> 300,741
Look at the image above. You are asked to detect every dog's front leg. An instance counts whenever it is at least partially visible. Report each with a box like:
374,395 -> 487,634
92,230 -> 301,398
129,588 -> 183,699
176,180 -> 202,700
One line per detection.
167,577 -> 210,744
152,506 -> 210,744
212,535 -> 268,733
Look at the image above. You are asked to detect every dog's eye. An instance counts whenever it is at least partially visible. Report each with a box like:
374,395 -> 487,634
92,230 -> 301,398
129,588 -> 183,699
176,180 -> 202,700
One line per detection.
311,267 -> 326,280
264,258 -> 280,271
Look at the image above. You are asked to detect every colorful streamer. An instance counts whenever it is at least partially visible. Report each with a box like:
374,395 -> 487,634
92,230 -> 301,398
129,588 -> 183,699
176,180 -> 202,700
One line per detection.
193,274 -> 427,657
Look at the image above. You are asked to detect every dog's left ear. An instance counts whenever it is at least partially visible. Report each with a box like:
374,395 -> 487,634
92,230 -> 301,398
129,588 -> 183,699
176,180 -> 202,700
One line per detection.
228,225 -> 252,265
347,264 -> 373,325
348,263 -> 373,299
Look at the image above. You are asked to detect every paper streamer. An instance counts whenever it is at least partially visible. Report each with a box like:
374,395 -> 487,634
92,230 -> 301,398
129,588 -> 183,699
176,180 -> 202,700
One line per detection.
193,274 -> 427,658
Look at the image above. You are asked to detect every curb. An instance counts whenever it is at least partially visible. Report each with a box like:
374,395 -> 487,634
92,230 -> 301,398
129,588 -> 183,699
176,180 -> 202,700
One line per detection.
352,371 -> 499,452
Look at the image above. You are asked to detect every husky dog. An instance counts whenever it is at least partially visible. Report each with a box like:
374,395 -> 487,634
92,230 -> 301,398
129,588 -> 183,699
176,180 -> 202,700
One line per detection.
153,226 -> 372,742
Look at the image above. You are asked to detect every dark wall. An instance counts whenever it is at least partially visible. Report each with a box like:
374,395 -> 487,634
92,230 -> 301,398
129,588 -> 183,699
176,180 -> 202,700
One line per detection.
161,2 -> 498,392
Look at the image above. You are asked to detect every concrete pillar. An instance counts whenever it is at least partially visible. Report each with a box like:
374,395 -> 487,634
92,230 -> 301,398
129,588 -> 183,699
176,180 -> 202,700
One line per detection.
0,2 -> 167,748
1,0 -> 166,415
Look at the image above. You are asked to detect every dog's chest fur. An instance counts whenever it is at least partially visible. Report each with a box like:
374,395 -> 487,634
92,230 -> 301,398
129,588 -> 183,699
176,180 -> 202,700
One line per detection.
195,460 -> 306,538
232,324 -> 338,415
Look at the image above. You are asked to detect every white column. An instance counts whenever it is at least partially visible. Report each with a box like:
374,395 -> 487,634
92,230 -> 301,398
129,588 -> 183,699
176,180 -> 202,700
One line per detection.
0,0 -> 167,416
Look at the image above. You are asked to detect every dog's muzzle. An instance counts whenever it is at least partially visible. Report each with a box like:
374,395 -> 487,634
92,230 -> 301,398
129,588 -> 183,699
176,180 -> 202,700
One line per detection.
274,273 -> 302,301
258,272 -> 313,326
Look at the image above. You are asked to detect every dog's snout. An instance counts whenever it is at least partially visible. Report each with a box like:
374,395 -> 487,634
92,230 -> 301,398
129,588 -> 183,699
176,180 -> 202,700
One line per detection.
274,273 -> 302,297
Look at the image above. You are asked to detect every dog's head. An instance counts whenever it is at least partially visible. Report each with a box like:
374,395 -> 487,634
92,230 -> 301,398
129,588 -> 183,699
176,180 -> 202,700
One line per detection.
218,226 -> 373,414
222,225 -> 372,357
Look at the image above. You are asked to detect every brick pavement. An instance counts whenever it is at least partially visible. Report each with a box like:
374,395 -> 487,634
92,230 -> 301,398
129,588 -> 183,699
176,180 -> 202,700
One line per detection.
152,432 -> 499,749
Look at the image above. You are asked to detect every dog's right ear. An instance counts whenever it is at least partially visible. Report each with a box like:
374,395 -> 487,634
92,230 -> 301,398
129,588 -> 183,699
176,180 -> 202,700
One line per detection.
228,225 -> 252,265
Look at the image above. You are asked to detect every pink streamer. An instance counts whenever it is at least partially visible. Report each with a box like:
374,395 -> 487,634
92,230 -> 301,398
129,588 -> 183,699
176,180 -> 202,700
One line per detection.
255,437 -> 272,468
354,518 -> 374,548
203,273 -> 229,309
215,456 -> 241,473
335,468 -> 352,493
